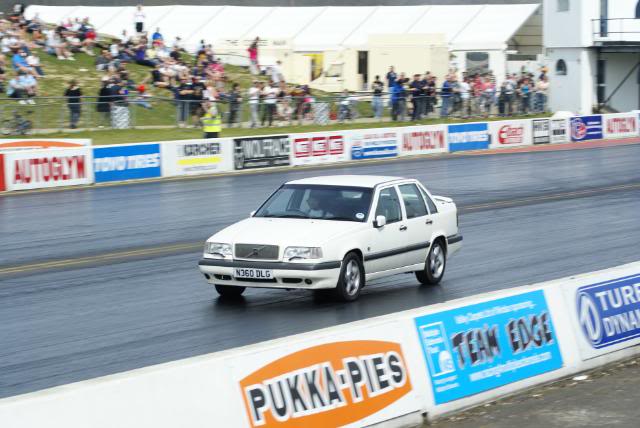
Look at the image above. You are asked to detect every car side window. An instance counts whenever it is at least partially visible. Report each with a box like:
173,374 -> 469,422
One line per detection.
375,187 -> 402,224
419,187 -> 438,214
398,184 -> 429,219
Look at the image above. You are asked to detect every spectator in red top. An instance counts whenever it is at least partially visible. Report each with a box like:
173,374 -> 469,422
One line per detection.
248,37 -> 259,75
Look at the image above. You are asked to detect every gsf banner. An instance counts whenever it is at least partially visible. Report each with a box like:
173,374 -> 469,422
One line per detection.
93,144 -> 161,183
234,325 -> 419,428
161,139 -> 233,177
570,115 -> 603,142
350,129 -> 398,160
234,135 -> 290,170
563,270 -> 640,360
414,290 -> 563,404
400,125 -> 447,156
447,122 -> 489,152
603,113 -> 638,139
532,119 -> 551,145
5,147 -> 93,191
291,132 -> 347,166
489,119 -> 533,148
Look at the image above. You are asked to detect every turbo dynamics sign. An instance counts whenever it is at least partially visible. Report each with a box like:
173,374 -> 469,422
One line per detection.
550,118 -> 568,143
161,139 -> 233,176
291,133 -> 346,166
5,147 -> 93,191
415,290 -> 563,404
93,144 -> 161,183
570,115 -> 603,141
566,273 -> 640,360
447,122 -> 489,152
400,125 -> 447,156
234,135 -> 290,169
239,340 -> 413,428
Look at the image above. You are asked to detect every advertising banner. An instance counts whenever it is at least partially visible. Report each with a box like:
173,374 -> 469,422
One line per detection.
234,135 -> 290,170
489,119 -> 533,148
0,138 -> 91,152
161,139 -> 233,177
350,128 -> 398,160
93,144 -> 161,183
291,132 -> 347,166
5,147 -> 93,191
400,125 -> 447,156
603,113 -> 638,139
550,118 -> 569,144
532,119 -> 551,145
447,122 -> 489,152
563,271 -> 640,360
238,340 -> 415,428
570,115 -> 603,142
0,154 -> 5,191
414,290 -> 563,404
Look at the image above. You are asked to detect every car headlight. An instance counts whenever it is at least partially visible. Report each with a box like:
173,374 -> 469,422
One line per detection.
284,246 -> 323,261
205,242 -> 232,259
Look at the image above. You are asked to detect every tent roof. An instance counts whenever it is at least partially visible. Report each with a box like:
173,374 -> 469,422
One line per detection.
26,3 -> 539,52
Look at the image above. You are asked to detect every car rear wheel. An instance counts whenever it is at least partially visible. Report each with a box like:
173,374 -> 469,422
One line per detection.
415,240 -> 446,285
215,284 -> 246,298
334,252 -> 364,302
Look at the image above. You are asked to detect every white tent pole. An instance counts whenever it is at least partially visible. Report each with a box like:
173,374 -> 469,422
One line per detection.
406,6 -> 432,33
237,6 -> 278,43
338,5 -> 380,48
450,4 -> 486,47
148,5 -> 178,35
95,6 -> 132,37
184,6 -> 228,49
291,6 -> 329,44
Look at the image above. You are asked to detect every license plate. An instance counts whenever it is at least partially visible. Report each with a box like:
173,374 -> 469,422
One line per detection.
234,268 -> 273,280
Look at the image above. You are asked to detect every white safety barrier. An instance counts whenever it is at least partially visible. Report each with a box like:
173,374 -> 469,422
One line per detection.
1,112 -> 639,192
1,261 -> 639,427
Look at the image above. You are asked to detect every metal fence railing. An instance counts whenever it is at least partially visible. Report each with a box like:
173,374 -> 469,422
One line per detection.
0,91 -> 549,135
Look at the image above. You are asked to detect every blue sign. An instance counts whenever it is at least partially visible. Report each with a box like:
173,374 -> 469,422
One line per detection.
447,123 -> 489,152
414,290 -> 563,404
576,273 -> 640,349
93,144 -> 161,183
350,132 -> 398,160
570,115 -> 603,141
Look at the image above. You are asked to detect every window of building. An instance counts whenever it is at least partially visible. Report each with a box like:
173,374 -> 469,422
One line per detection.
558,0 -> 569,12
636,1 -> 640,18
556,59 -> 568,76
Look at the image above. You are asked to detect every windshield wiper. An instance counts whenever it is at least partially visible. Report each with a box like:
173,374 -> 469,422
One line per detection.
325,216 -> 357,222
259,214 -> 310,219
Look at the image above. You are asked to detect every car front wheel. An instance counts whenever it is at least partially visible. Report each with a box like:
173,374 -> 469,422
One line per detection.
334,252 -> 364,302
416,240 -> 446,285
215,284 -> 246,298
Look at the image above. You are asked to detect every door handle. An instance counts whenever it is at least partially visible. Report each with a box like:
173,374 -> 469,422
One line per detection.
399,225 -> 408,231
425,219 -> 433,225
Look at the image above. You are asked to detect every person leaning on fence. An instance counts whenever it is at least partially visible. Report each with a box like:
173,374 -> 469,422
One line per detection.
390,80 -> 406,122
248,80 -> 260,128
202,104 -> 221,139
371,75 -> 383,120
226,82 -> 242,127
64,79 -> 82,129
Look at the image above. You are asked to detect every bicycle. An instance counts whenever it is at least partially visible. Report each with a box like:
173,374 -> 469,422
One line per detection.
1,110 -> 33,135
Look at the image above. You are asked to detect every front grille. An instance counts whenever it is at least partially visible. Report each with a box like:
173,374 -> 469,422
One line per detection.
234,244 -> 279,260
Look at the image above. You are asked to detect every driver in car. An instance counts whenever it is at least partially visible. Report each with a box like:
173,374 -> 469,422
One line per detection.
306,191 -> 334,219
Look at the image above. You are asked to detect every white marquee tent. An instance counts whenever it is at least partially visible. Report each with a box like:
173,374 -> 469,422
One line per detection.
25,3 -> 540,53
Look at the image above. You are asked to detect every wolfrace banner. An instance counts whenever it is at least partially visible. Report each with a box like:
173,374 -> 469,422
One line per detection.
532,119 -> 551,144
233,135 -> 290,170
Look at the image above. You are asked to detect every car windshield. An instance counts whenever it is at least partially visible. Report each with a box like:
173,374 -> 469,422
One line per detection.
254,184 -> 373,222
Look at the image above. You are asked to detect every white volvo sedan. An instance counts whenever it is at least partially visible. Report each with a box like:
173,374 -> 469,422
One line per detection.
198,175 -> 461,301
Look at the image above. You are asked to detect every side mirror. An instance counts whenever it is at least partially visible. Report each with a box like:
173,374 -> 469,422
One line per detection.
250,211 -> 256,217
374,215 -> 387,228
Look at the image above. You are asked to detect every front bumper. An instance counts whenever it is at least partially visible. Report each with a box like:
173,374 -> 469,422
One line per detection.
198,258 -> 342,290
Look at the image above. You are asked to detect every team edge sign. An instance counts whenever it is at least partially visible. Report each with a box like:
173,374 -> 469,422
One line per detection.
239,340 -> 413,428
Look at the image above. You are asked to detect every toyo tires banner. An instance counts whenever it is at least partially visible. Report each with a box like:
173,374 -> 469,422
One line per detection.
447,122 -> 489,152
93,144 -> 161,183
3,147 -> 93,191
489,119 -> 533,148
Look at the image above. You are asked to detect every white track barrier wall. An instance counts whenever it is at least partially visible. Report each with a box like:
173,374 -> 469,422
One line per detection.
1,261 -> 640,427
0,112 -> 638,193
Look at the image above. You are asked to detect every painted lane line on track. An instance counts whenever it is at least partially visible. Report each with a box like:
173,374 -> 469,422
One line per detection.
1,138 -> 639,198
2,182 -> 639,277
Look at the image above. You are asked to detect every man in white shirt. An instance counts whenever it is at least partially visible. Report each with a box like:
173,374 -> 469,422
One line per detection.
459,77 -> 471,118
270,60 -> 284,85
261,82 -> 277,127
134,4 -> 145,34
248,81 -> 261,128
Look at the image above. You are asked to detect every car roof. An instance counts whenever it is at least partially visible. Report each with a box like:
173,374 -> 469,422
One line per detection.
285,175 -> 409,188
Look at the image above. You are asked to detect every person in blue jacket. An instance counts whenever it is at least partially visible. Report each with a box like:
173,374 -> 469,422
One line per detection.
390,81 -> 406,121
440,76 -> 453,118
